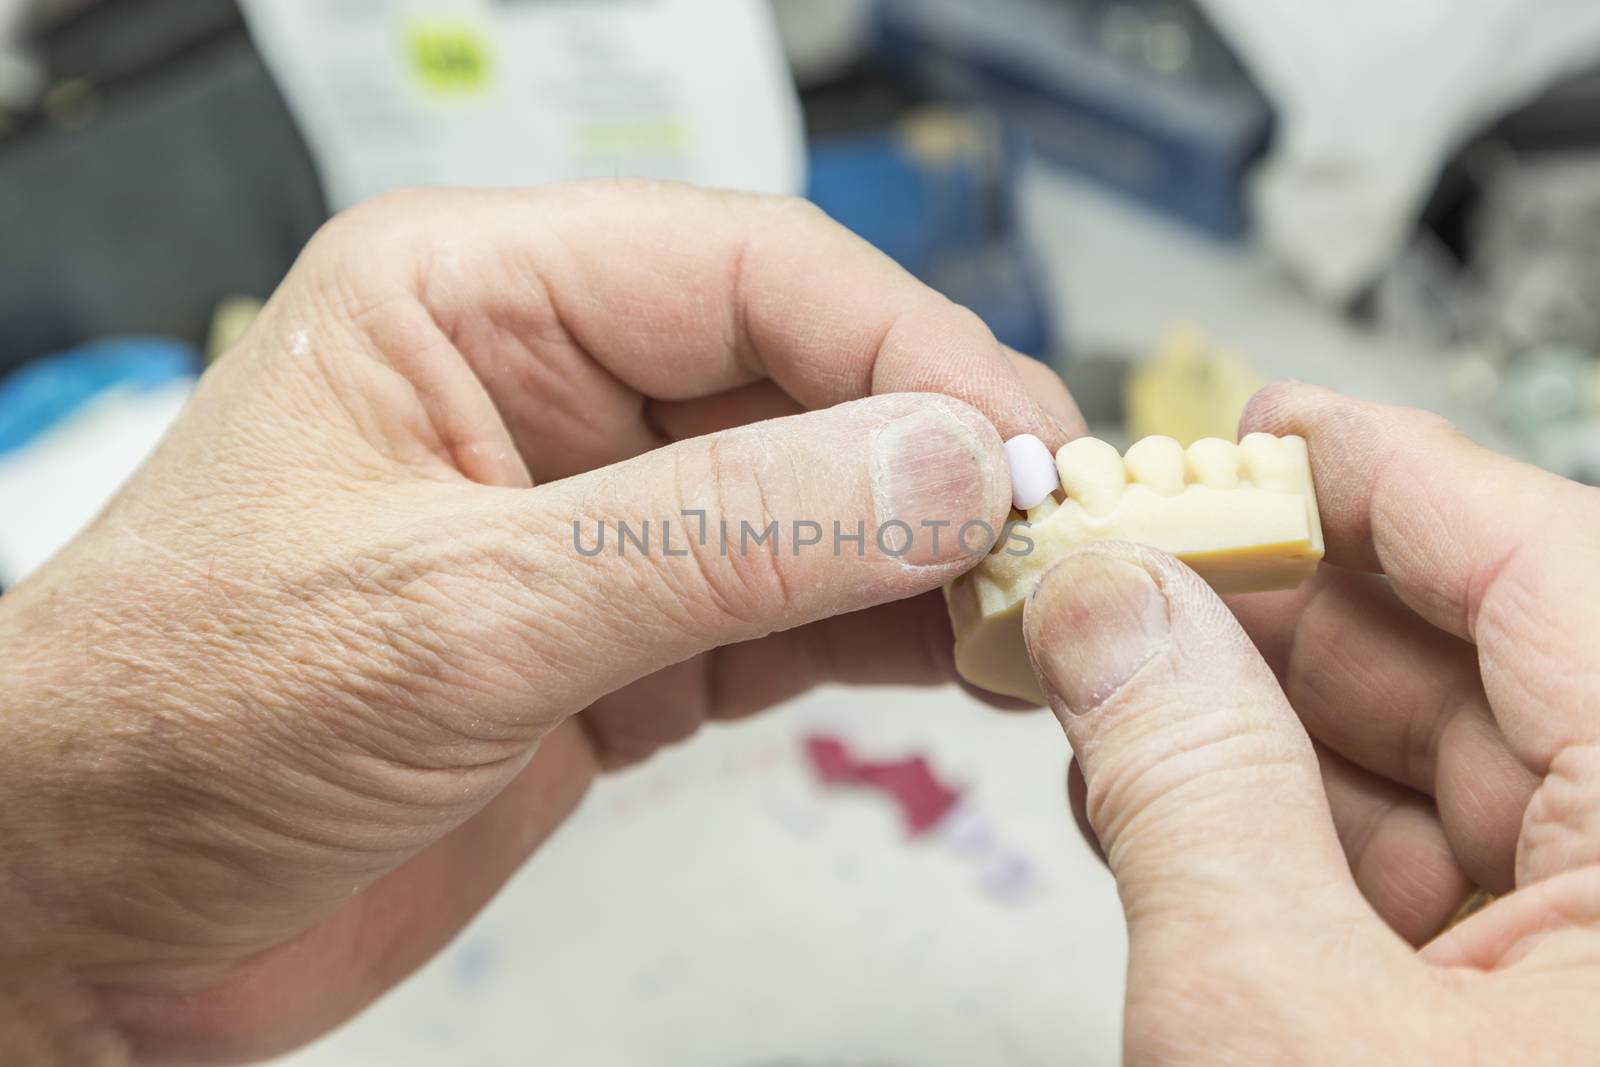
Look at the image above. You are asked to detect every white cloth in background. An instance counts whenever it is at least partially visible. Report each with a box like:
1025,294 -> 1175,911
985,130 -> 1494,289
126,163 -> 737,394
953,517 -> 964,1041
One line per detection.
1198,0 -> 1600,304
770,0 -> 875,87
0,0 -> 28,42
0,0 -> 41,107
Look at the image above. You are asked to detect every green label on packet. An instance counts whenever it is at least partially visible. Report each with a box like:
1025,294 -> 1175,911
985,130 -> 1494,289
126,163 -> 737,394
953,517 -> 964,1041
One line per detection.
405,21 -> 493,97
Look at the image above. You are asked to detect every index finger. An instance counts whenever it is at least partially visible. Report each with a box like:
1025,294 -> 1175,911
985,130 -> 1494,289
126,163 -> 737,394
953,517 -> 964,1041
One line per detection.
1241,383 -> 1600,766
1241,382 -> 1595,643
336,181 -> 1078,448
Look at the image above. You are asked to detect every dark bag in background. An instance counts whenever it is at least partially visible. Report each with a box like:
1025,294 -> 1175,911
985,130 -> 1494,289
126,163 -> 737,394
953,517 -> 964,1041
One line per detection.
0,0 -> 327,378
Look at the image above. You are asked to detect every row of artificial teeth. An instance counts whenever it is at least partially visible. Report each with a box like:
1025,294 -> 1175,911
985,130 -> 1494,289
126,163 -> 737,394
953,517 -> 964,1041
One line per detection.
1005,433 -> 1307,516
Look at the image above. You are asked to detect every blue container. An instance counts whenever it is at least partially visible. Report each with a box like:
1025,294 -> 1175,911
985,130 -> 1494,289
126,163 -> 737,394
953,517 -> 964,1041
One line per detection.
874,0 -> 1272,238
0,338 -> 198,455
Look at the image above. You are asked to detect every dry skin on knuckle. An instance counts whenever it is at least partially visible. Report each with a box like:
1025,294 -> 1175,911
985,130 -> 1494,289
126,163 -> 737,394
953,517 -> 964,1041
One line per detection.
1086,698 -> 1293,838
149,561 -> 484,784
935,300 -> 994,348
1398,404 -> 1461,444
320,186 -> 449,254
1518,745 -> 1600,883
416,506 -> 651,721
1475,541 -> 1578,666
112,555 -> 548,887
668,427 -> 803,632
293,194 -> 457,358
1082,661 -> 1323,903
874,298 -> 981,385
58,488 -> 572,852
1238,380 -> 1297,428
741,189 -> 831,240
134,508 -> 543,781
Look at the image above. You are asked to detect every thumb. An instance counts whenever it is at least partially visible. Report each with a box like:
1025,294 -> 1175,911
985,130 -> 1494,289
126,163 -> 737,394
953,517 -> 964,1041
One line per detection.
496,392 -> 1012,716
1023,543 -> 1375,947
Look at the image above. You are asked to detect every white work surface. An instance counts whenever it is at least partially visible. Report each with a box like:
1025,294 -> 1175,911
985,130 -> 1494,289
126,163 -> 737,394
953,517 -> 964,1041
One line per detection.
278,689 -> 1122,1067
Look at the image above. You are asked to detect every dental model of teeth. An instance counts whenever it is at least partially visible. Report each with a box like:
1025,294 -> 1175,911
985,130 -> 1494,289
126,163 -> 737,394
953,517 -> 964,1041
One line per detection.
946,433 -> 1325,704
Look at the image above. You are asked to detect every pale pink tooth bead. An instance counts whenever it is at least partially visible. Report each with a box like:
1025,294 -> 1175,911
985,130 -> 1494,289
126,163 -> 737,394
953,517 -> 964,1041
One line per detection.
1003,434 -> 1060,511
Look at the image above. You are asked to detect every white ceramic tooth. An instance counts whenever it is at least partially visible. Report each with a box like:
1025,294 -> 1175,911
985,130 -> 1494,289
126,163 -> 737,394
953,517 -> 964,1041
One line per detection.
1186,438 -> 1242,489
1240,433 -> 1297,492
1003,434 -> 1060,511
1056,437 -> 1126,517
1123,435 -> 1187,496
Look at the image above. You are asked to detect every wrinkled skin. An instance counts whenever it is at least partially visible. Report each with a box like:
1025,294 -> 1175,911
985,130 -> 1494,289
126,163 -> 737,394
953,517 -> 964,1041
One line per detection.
1032,384 -> 1600,1064
8,178 -> 1600,1067
0,182 -> 1082,1064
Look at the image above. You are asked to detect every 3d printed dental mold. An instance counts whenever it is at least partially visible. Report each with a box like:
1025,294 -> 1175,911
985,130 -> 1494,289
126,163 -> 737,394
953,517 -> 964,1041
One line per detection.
947,433 -> 1325,703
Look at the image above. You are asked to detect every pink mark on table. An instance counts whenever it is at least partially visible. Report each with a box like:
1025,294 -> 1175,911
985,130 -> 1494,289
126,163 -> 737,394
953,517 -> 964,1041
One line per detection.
804,735 -> 962,837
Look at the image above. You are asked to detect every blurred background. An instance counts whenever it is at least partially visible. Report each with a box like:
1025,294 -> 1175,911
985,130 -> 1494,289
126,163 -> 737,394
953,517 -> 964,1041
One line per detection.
3,1 -> 1600,1063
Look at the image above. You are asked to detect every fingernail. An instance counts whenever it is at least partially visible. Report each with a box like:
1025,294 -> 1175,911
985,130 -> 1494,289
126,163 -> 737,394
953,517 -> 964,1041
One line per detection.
1004,434 -> 1060,510
871,407 -> 994,567
1025,553 -> 1170,717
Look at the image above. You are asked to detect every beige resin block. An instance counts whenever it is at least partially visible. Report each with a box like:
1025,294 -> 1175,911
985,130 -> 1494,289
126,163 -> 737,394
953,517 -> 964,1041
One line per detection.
946,433 -> 1324,704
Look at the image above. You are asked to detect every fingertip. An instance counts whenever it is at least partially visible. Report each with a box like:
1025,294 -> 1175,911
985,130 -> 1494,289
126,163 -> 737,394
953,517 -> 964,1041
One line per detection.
1024,545 -> 1173,720
1238,379 -> 1326,437
1242,381 -> 1443,452
1020,548 -> 1374,948
1024,543 -> 1175,640
915,393 -> 1017,534
861,392 -> 1015,567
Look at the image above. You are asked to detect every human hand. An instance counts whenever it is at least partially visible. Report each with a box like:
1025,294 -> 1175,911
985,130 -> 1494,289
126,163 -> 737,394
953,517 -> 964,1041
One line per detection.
0,181 -> 1082,1065
1026,384 -> 1600,1061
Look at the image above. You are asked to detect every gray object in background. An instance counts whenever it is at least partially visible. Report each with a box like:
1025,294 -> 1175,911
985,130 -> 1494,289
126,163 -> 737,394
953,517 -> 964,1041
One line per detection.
0,3 -> 326,376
